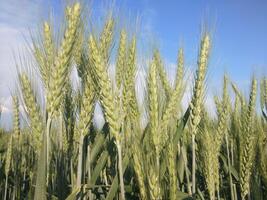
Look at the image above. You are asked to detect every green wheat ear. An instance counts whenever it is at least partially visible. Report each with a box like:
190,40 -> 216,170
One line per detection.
13,96 -> 20,136
199,129 -> 217,200
116,29 -> 127,88
154,50 -> 172,97
76,76 -> 95,138
5,135 -> 13,177
122,36 -> 137,120
264,77 -> 267,109
99,18 -> 115,64
240,77 -> 257,200
19,73 -> 43,149
88,34 -> 120,141
47,2 -> 81,116
189,33 -> 211,194
189,34 -> 210,136
148,57 -> 159,152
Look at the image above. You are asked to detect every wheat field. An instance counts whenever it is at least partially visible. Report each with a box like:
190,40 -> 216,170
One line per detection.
0,2 -> 267,200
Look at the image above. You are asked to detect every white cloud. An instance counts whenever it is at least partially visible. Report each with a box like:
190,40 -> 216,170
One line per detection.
0,24 -> 26,128
0,0 -> 46,128
93,102 -> 105,131
0,0 -> 46,28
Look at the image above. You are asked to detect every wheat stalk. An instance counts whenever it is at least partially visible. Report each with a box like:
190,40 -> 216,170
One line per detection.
4,135 -> 13,200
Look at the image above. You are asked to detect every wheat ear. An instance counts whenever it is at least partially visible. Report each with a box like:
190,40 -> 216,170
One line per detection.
189,34 -> 211,194
240,77 -> 257,200
88,35 -> 120,141
43,22 -> 54,88
122,36 -> 137,119
13,96 -> 20,137
77,77 -> 95,137
199,130 -> 217,200
88,34 -> 126,199
116,29 -> 127,88
19,73 -> 43,149
159,48 -> 184,147
154,50 -> 172,97
47,3 -> 81,116
148,57 -> 159,154
99,18 -> 114,64
132,145 -> 148,200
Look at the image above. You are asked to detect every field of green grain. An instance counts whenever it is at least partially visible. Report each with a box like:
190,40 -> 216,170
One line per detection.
0,2 -> 267,200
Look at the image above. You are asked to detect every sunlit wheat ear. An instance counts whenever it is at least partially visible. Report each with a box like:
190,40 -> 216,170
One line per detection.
76,77 -> 95,138
88,35 -> 120,141
189,33 -> 210,194
13,96 -> 20,136
61,82 -> 77,151
211,75 -> 230,191
47,3 -> 81,116
148,57 -> 159,151
148,164 -> 161,199
73,26 -> 84,67
199,130 -> 217,200
122,36 -> 137,118
231,82 -> 246,108
189,34 -> 210,135
214,95 -> 222,113
5,135 -> 13,177
215,75 -> 230,147
32,22 -> 54,90
154,50 -> 172,97
260,78 -> 265,110
33,45 -> 46,83
174,48 -> 184,88
89,30 -> 125,199
259,129 -> 267,184
99,18 -> 114,63
19,73 -> 43,149
264,77 -> 267,109
43,22 -> 54,87
159,49 -> 185,146
167,142 -> 178,200
116,29 -> 127,88
132,146 -> 147,200
245,78 -> 257,129
240,77 -> 257,200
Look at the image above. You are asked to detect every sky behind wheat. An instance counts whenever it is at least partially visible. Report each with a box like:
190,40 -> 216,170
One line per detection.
0,0 -> 266,128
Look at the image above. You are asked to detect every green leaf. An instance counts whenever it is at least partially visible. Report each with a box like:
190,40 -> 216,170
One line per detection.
90,150 -> 109,185
105,154 -> 130,200
90,132 -> 106,163
65,187 -> 81,200
220,153 -> 239,181
177,191 -> 193,200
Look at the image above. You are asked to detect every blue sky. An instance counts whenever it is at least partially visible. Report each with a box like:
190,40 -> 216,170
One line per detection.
111,0 -> 267,86
0,0 -> 266,127
49,0 -> 266,88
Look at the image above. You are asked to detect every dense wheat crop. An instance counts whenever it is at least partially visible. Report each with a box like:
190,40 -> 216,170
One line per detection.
0,2 -> 267,200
